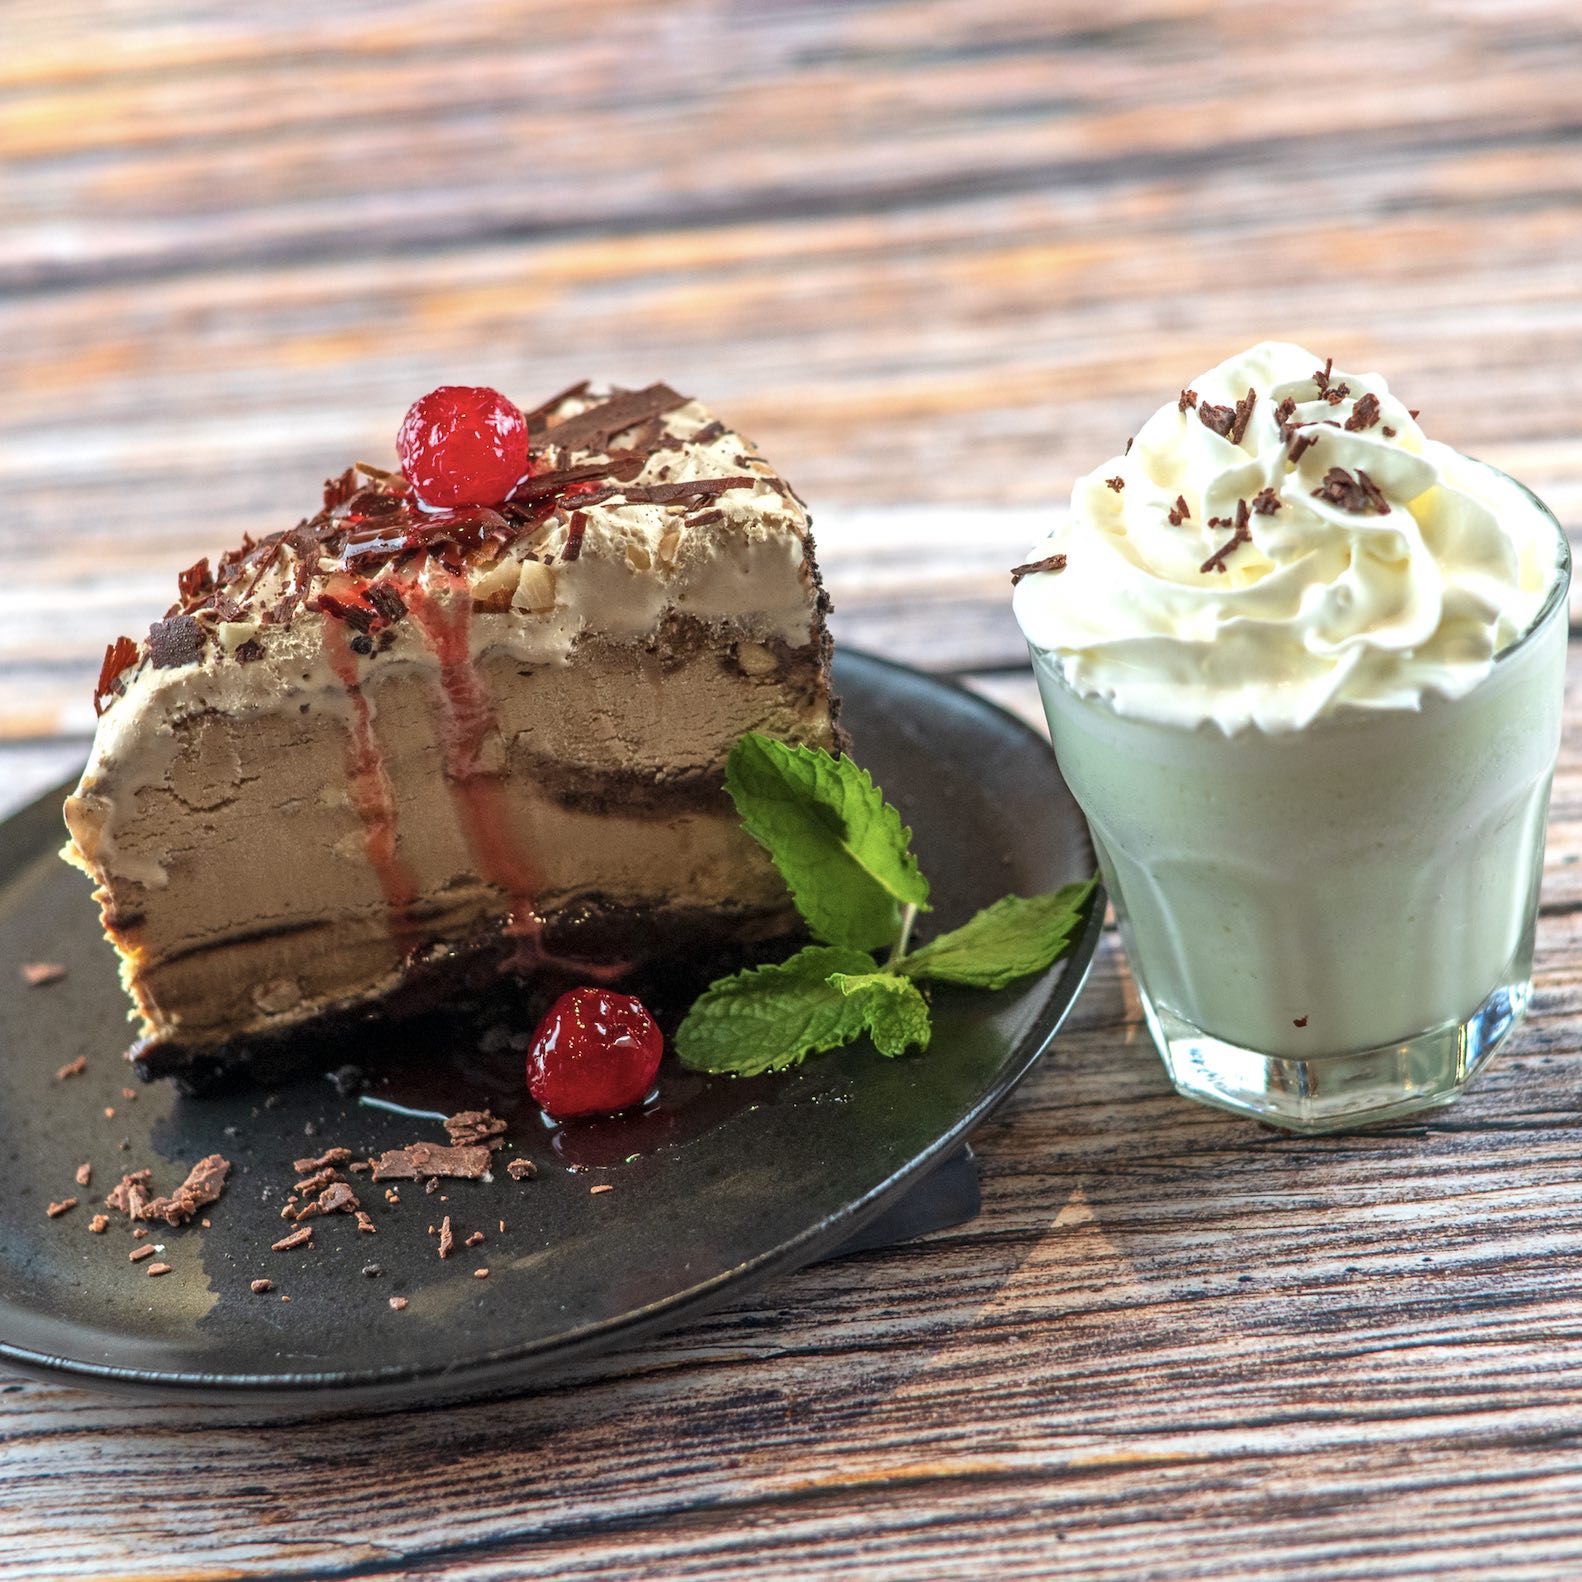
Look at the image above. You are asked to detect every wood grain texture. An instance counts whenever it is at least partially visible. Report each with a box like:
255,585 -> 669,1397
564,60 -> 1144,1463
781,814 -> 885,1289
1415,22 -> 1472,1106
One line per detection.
6,1 -> 1582,1578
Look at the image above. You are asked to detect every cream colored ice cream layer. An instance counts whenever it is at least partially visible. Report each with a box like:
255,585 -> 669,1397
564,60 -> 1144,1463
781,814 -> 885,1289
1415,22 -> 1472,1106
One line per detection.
1013,341 -> 1560,732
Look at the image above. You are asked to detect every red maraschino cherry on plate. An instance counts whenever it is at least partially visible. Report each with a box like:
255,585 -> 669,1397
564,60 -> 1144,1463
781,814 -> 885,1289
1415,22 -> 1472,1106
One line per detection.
527,988 -> 665,1120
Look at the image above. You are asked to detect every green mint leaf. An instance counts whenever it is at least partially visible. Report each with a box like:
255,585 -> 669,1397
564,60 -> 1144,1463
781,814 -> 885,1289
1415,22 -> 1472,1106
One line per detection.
725,734 -> 930,953
899,881 -> 1097,990
828,971 -> 932,1057
674,945 -> 879,1076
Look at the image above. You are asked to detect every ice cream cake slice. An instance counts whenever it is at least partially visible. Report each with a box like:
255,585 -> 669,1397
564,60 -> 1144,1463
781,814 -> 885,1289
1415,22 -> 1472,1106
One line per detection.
63,381 -> 840,1081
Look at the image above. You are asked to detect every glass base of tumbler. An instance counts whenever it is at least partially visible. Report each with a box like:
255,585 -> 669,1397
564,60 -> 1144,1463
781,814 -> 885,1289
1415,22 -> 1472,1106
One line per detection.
1139,978 -> 1532,1132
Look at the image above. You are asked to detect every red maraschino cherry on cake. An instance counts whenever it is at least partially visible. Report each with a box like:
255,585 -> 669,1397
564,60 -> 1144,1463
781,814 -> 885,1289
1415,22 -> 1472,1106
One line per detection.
63,381 -> 842,1083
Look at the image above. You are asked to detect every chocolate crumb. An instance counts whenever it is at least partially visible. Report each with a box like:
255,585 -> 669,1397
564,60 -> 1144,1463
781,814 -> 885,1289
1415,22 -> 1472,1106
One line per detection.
46,1198 -> 77,1219
1294,1016 -> 1309,1028
251,1278 -> 274,1294
146,1263 -> 172,1278
272,1226 -> 313,1252
590,1184 -> 614,1196
120,1087 -> 137,1101
294,1167 -> 339,1196
129,1244 -> 156,1263
438,1216 -> 455,1260
474,1268 -> 490,1280
465,1231 -> 485,1248
1344,392 -> 1381,432
1167,495 -> 1191,526
1198,401 -> 1236,438
355,1211 -> 377,1234
234,640 -> 265,664
1287,432 -> 1319,465
103,1107 -> 115,1120
389,1296 -> 408,1311
1105,476 -> 1124,492
383,1187 -> 401,1205
21,962 -> 66,988
54,1056 -> 87,1081
132,1226 -> 148,1240
1382,425 -> 1398,437
139,1154 -> 231,1227
1179,389 -> 1198,411
1009,553 -> 1067,586
75,1162 -> 92,1188
89,1214 -> 109,1234
1313,357 -> 1334,390
506,1158 -> 537,1181
1251,488 -> 1282,515
1311,466 -> 1390,515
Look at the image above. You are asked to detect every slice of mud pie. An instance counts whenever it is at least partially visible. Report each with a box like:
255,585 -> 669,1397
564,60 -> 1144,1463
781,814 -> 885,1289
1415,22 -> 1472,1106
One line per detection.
63,382 -> 840,1081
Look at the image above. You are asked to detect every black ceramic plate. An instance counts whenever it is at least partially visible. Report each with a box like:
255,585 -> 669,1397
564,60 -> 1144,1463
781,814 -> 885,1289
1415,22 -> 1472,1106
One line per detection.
0,653 -> 1100,1411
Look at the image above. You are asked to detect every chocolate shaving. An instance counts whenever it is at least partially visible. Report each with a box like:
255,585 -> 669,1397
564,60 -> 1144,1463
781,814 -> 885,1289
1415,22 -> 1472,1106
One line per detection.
619,476 -> 757,504
438,1216 -> 455,1260
562,511 -> 589,563
1344,392 -> 1381,432
465,1231 -> 485,1248
75,1162 -> 92,1187
234,639 -> 265,663
272,1226 -> 313,1252
1274,395 -> 1297,425
692,419 -> 727,443
444,1110 -> 508,1150
522,379 -> 593,424
1178,389 -> 1198,411
316,1182 -> 361,1215
146,1262 -> 172,1278
685,508 -> 725,529
147,614 -> 205,670
22,962 -> 65,987
293,1147 -> 354,1174
363,582 -> 406,625
1293,1015 -> 1309,1028
389,1296 -> 408,1311
1009,553 -> 1067,586
1251,488 -> 1282,515
55,1056 -> 87,1081
1227,388 -> 1257,445
177,558 -> 214,605
1311,466 -> 1390,515
46,1198 -> 77,1219
138,1154 -> 231,1227
294,1167 -> 340,1196
94,636 -> 140,714
1313,357 -> 1333,390
105,1170 -> 153,1219
1198,401 -> 1236,438
310,592 -> 376,633
540,383 -> 688,453
1105,476 -> 1125,492
1287,432 -> 1319,465
1167,496 -> 1191,526
508,462 -> 612,506
355,1211 -> 377,1234
1382,425 -> 1398,438
369,1143 -> 494,1182
251,1278 -> 274,1294
1200,498 -> 1252,575
130,1243 -> 156,1262
506,1158 -> 537,1181
89,1214 -> 109,1233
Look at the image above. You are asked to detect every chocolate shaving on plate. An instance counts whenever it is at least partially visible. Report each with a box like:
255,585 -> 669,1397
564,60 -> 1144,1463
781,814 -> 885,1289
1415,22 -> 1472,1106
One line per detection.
293,1147 -> 354,1174
444,1110 -> 508,1150
370,1143 -> 494,1182
21,962 -> 65,987
506,1158 -> 537,1181
138,1154 -> 231,1227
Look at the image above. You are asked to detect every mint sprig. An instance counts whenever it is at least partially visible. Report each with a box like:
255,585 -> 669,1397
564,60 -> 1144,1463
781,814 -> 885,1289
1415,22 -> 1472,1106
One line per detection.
676,733 -> 1096,1077
725,735 -> 930,952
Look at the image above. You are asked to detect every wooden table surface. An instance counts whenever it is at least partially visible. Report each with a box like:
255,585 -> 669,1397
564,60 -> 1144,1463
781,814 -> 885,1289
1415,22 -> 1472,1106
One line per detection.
8,2 -> 1582,1577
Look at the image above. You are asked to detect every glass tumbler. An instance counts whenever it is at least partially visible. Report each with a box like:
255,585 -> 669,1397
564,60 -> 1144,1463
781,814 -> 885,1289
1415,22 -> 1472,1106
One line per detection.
1029,470 -> 1570,1130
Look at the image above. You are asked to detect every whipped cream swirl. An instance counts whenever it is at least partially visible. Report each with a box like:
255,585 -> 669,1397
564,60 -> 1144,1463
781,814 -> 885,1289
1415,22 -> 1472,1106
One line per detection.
1013,341 -> 1562,732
